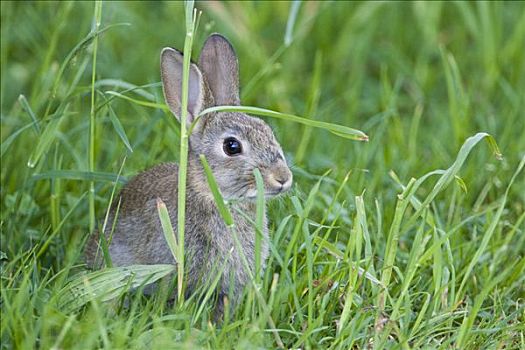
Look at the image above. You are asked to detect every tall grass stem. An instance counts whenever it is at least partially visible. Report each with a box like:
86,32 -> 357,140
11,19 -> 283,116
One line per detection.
89,1 -> 102,233
176,1 -> 199,304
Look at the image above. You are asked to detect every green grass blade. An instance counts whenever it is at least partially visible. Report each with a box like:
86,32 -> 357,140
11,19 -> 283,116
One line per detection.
50,314 -> 75,350
192,258 -> 231,324
199,154 -> 234,226
355,195 -> 373,266
284,1 -> 302,46
18,94 -> 41,134
107,103 -> 133,153
56,264 -> 176,313
403,132 -> 502,232
95,79 -> 156,100
27,108 -> 68,168
456,154 -> 524,302
390,217 -> 429,321
32,170 -> 127,184
36,192 -> 87,259
456,260 -> 521,347
175,2 -> 200,304
88,0 -> 103,234
337,249 -> 359,336
198,105 -> 369,141
105,91 -> 169,111
284,173 -> 324,268
156,198 -> 178,264
432,227 -> 444,314
312,236 -> 383,287
97,158 -> 127,268
1,122 -> 36,157
380,177 -> 416,289
440,46 -> 469,145
253,168 -> 265,283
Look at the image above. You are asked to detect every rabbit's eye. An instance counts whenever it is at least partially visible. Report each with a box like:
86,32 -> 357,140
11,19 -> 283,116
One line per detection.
223,137 -> 242,156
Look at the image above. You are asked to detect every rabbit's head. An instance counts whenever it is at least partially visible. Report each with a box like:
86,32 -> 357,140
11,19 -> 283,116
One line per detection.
161,34 -> 292,200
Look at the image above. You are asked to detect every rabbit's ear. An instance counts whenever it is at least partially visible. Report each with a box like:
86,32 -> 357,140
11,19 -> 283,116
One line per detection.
198,34 -> 240,106
161,47 -> 204,124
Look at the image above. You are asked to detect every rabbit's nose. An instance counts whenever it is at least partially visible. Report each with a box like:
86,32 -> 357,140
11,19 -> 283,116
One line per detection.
269,168 -> 293,192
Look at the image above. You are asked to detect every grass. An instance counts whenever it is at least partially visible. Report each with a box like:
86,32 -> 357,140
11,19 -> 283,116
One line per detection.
1,1 -> 525,349
174,1 -> 199,304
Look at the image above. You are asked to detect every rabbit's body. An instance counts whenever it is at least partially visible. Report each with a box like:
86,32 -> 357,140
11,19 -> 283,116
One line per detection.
86,160 -> 267,298
85,34 -> 291,315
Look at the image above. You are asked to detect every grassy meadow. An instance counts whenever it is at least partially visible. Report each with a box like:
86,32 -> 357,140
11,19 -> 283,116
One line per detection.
1,1 -> 525,349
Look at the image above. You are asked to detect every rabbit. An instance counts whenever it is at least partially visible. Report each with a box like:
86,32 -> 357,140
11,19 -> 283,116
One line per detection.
85,34 -> 293,317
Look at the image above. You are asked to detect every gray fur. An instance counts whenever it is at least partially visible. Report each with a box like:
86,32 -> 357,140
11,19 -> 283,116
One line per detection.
84,34 -> 292,316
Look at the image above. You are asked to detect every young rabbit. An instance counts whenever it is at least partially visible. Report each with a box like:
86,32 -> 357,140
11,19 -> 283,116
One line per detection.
85,34 -> 293,316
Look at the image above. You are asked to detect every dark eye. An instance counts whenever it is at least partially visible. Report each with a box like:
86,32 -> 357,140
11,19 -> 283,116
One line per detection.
223,137 -> 242,156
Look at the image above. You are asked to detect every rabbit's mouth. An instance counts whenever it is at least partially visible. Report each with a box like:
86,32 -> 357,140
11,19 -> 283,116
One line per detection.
244,188 -> 289,200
